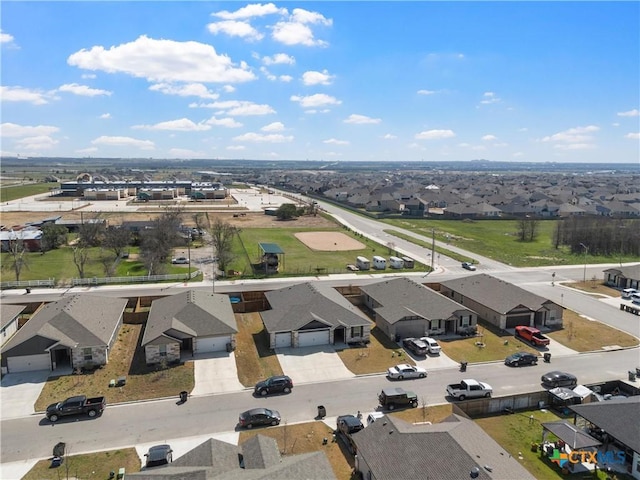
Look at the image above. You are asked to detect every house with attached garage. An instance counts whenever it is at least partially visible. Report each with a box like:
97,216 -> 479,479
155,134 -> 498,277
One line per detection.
439,274 -> 563,330
359,277 -> 478,339
261,282 -> 373,348
0,304 -> 25,348
0,294 -> 126,374
603,263 -> 640,290
142,290 -> 238,365
352,413 -> 535,480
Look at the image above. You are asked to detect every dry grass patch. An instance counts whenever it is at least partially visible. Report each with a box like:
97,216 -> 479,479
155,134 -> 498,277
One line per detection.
22,447 -> 140,480
563,281 -> 621,297
239,421 -> 355,480
35,324 -> 194,411
548,310 -> 639,352
439,324 -> 539,363
390,403 -> 454,424
234,312 -> 283,387
337,327 -> 414,375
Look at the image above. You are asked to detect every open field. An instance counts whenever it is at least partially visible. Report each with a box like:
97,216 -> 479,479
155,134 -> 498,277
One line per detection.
0,182 -> 59,203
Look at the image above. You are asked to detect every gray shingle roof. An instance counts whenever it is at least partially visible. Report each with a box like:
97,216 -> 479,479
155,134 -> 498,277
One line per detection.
570,396 -> 640,452
352,414 -> 535,480
1,294 -> 126,355
440,273 -> 554,314
1,304 -> 25,330
261,282 -> 372,333
142,290 -> 237,346
603,263 -> 640,281
359,277 -> 475,324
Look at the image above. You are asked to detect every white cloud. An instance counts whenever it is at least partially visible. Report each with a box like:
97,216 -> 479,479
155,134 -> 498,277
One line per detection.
291,93 -> 341,108
194,100 -> 275,116
261,122 -> 285,132
513,152 -> 524,157
480,91 -> 501,105
417,89 -> 437,95
279,75 -> 293,82
323,138 -> 349,145
272,8 -> 332,47
149,83 -> 219,100
1,123 -> 59,137
76,147 -> 98,154
81,73 -> 96,79
212,3 -> 286,20
206,117 -> 243,128
14,135 -> 58,150
0,86 -> 54,105
232,132 -> 293,143
382,134 -> 397,140
223,85 -> 236,93
207,20 -> 264,41
132,118 -> 211,131
68,35 -> 256,84
227,145 -> 246,150
302,70 -> 334,86
1,31 -> 15,44
617,109 -> 639,117
542,125 -> 600,143
58,83 -> 112,97
625,132 -> 640,140
168,148 -> 207,158
91,135 -> 155,150
260,66 -> 277,81
99,113 -> 111,119
481,134 -> 497,141
262,53 -> 295,65
415,129 -> 456,140
344,114 -> 381,125
553,143 -> 595,150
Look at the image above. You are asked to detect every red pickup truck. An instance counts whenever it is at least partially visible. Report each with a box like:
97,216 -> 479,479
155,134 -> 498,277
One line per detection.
515,326 -> 550,347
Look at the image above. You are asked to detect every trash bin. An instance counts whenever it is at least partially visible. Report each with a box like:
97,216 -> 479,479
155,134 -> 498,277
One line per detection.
460,362 -> 468,372
629,371 -> 637,382
543,353 -> 551,363
25,287 -> 31,294
180,391 -> 188,403
317,405 -> 326,419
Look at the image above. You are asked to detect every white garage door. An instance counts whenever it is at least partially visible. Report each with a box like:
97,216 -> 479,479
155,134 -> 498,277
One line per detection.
7,353 -> 51,373
275,332 -> 292,348
298,329 -> 330,347
195,336 -> 231,353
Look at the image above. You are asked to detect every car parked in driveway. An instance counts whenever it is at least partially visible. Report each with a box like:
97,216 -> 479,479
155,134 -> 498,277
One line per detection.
171,257 -> 189,264
420,337 -> 442,355
402,338 -> 428,356
387,363 -> 427,380
541,371 -> 577,388
238,408 -> 281,429
505,351 -> 539,367
144,444 -> 173,468
254,375 -> 293,396
461,262 -> 477,271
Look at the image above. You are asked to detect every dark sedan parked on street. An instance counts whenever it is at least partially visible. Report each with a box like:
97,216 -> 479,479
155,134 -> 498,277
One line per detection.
505,351 -> 539,367
254,375 -> 293,396
238,408 -> 281,429
541,371 -> 578,388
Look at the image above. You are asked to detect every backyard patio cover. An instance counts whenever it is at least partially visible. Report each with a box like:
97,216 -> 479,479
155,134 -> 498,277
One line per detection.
542,421 -> 602,449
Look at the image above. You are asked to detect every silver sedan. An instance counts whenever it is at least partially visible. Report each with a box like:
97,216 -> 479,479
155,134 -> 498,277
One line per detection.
387,363 -> 427,380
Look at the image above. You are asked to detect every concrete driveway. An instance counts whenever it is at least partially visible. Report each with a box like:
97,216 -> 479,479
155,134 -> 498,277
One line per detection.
0,370 -> 50,420
277,345 -> 355,383
189,352 -> 246,396
411,351 -> 459,371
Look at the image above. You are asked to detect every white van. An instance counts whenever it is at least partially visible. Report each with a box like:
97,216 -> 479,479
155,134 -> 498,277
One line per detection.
356,256 -> 370,271
622,288 -> 638,299
389,256 -> 404,269
631,293 -> 640,305
372,256 -> 386,270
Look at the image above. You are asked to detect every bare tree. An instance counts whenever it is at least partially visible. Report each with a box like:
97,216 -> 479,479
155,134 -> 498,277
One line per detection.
99,254 -> 116,277
209,218 -> 239,272
102,227 -> 131,259
3,237 -> 29,281
140,209 -> 183,275
73,246 -> 90,279
516,217 -> 539,242
77,214 -> 106,247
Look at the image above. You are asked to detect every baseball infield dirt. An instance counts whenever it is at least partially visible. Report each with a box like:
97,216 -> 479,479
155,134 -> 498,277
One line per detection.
294,231 -> 366,251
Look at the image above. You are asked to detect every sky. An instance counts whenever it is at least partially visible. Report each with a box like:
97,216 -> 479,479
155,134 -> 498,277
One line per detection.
1,1 -> 639,163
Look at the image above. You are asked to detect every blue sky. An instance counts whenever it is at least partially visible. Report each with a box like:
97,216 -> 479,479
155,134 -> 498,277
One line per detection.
1,1 -> 638,163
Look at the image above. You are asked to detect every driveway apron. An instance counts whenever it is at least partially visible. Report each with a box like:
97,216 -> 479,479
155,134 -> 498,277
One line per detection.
0,370 -> 50,420
276,346 -> 355,383
189,352 -> 245,396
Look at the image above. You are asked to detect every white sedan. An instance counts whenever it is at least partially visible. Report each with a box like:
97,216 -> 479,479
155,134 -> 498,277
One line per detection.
387,363 -> 427,380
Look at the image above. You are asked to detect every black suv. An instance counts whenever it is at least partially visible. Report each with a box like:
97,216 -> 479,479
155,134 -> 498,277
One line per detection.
402,338 -> 428,356
254,375 -> 293,396
336,415 -> 364,454
378,387 -> 418,410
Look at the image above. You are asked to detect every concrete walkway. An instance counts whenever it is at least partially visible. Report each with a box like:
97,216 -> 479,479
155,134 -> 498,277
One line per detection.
277,345 -> 355,383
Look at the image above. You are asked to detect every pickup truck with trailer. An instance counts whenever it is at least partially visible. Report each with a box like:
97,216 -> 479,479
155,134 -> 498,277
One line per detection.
514,326 -> 550,347
446,379 -> 493,401
46,395 -> 106,422
378,387 -> 418,410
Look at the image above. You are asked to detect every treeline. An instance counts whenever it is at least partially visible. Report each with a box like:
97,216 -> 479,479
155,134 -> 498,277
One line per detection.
554,217 -> 640,256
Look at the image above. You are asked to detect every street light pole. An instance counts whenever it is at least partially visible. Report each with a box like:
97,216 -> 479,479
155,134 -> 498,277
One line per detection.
579,243 -> 588,283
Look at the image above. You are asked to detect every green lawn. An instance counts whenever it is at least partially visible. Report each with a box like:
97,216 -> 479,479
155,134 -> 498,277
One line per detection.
0,182 -> 59,202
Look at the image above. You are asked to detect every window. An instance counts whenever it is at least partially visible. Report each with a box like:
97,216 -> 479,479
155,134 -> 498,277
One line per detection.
159,345 -> 167,357
83,347 -> 92,361
351,326 -> 363,338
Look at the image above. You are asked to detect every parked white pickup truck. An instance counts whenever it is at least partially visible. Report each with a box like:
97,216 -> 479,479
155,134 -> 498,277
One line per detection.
446,379 -> 493,401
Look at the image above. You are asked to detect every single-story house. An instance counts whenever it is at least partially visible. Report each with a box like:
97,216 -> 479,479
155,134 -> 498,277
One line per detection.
261,282 -> 373,348
570,397 -> 640,479
604,264 -> 640,290
0,304 -> 25,348
359,277 -> 478,339
142,290 -> 238,365
352,413 -> 535,480
439,274 -> 563,330
0,228 -> 43,252
0,294 -> 127,374
127,434 -> 336,479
